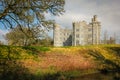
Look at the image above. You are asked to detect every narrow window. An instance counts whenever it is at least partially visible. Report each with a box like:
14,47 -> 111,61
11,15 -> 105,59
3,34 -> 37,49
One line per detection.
88,28 -> 91,31
76,40 -> 79,45
76,34 -> 79,38
76,29 -> 79,31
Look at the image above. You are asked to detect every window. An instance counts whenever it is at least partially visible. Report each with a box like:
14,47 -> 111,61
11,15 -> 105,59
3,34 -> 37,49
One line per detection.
88,28 -> 92,31
94,34 -> 96,37
76,29 -> 79,31
88,34 -> 92,38
76,40 -> 79,44
67,33 -> 70,35
76,34 -> 79,38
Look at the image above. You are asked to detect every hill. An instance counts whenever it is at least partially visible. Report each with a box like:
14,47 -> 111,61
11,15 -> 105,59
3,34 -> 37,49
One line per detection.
0,45 -> 120,80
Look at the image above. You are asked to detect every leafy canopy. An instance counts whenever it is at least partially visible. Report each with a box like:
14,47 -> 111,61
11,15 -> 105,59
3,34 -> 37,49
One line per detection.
0,0 -> 65,29
5,26 -> 46,46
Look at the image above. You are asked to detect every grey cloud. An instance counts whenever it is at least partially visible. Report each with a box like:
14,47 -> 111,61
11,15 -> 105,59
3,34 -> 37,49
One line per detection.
54,0 -> 120,38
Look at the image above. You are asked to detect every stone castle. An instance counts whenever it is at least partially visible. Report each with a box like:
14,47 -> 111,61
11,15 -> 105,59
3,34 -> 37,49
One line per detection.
53,15 -> 101,46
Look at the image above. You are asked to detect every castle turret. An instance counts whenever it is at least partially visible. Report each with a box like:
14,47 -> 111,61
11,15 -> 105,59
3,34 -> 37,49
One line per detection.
90,15 -> 101,44
53,23 -> 62,46
72,22 -> 76,46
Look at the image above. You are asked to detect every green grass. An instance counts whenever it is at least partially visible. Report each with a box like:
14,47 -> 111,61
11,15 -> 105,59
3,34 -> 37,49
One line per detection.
0,44 -> 120,80
22,46 -> 51,52
0,45 -> 51,59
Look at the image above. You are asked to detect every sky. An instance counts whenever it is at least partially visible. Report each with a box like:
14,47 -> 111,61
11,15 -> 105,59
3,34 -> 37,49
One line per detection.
51,0 -> 120,41
0,29 -> 8,43
0,0 -> 120,43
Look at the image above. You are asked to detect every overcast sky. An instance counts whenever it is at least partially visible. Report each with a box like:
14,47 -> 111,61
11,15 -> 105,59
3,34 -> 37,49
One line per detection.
0,0 -> 120,43
52,0 -> 120,40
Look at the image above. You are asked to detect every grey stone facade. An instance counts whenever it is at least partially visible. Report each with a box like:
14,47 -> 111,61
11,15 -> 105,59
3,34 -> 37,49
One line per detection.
54,15 -> 101,46
53,24 -> 72,46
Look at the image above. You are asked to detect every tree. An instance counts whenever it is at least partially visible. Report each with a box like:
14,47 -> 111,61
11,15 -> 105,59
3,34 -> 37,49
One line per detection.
0,0 -> 65,29
5,26 -> 45,46
0,40 -> 4,45
36,35 -> 53,46
103,30 -> 108,44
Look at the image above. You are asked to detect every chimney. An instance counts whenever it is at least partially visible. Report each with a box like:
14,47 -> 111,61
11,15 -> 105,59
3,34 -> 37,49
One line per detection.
93,15 -> 97,21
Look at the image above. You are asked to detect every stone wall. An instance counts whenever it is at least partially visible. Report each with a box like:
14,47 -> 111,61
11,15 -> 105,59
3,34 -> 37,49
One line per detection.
54,15 -> 101,46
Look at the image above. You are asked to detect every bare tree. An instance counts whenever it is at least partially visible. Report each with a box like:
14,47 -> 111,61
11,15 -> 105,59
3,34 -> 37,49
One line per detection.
113,32 -> 116,44
0,40 -> 4,45
103,30 -> 108,44
5,26 -> 46,46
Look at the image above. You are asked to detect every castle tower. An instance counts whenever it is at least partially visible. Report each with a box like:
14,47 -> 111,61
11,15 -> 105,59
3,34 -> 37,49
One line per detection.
53,23 -> 62,46
72,21 -> 88,46
90,15 -> 101,44
72,22 -> 76,46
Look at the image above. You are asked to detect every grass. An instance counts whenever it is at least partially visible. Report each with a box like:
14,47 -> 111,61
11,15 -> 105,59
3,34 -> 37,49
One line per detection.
0,44 -> 120,80
22,46 -> 51,52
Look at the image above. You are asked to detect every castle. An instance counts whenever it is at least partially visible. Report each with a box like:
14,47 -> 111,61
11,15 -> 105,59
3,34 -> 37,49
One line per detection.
53,15 -> 101,46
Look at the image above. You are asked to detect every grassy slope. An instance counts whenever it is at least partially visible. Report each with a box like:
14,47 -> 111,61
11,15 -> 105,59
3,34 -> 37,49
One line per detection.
0,45 -> 120,80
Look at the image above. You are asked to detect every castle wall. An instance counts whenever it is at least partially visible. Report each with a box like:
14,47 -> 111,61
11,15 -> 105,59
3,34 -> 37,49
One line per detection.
54,15 -> 101,46
72,21 -> 88,46
53,24 -> 62,46
61,29 -> 72,46
53,24 -> 72,46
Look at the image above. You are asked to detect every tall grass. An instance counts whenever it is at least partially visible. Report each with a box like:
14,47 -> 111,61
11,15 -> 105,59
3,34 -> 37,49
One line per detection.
0,44 -> 120,80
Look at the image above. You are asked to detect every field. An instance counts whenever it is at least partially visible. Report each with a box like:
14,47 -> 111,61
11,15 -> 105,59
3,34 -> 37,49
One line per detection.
0,45 -> 120,80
